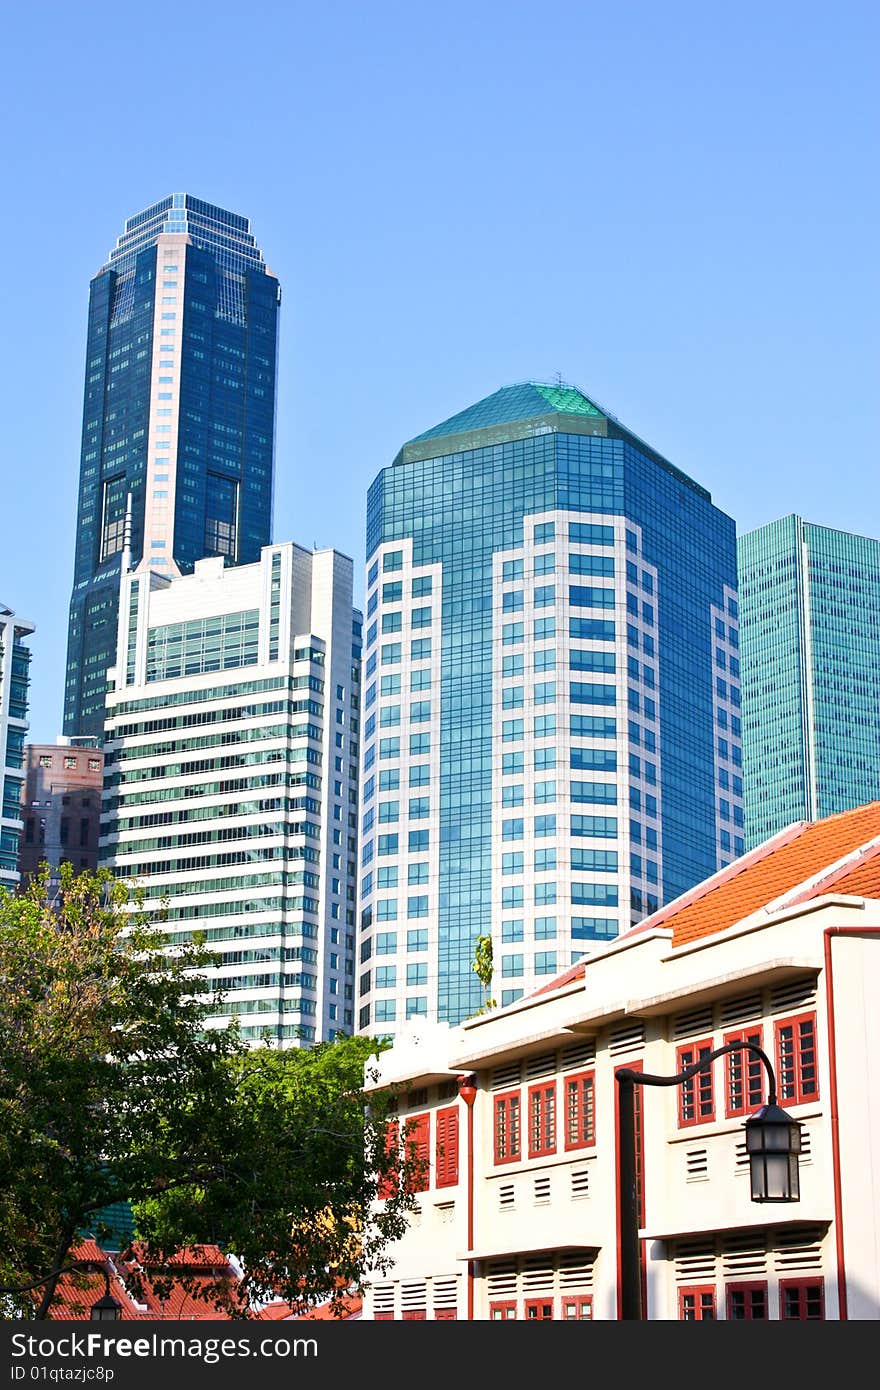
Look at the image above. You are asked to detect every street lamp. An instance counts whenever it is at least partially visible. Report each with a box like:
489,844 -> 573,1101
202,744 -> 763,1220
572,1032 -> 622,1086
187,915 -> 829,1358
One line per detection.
616,1039 -> 802,1320
90,1269 -> 122,1321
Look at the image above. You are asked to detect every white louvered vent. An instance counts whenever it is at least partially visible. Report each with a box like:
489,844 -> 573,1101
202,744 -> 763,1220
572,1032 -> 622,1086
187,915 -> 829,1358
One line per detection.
533,1175 -> 551,1204
401,1281 -> 427,1310
608,1021 -> 646,1057
773,1228 -> 824,1273
685,1148 -> 709,1180
673,1006 -> 713,1040
436,1202 -> 455,1224
432,1277 -> 458,1309
720,992 -> 762,1027
372,1283 -> 395,1313
526,1052 -> 556,1080
492,1061 -> 523,1090
674,1241 -> 716,1282
487,1261 -> 517,1298
498,1183 -> 515,1211
571,1167 -> 590,1199
522,1256 -> 554,1292
769,978 -> 817,1014
408,1204 -> 423,1227
722,1233 -> 768,1279
558,1252 -> 594,1290
561,1039 -> 596,1070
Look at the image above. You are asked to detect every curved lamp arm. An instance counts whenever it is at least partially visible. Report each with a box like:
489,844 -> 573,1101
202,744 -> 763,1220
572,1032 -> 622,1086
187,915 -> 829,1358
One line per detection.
617,1038 -> 777,1104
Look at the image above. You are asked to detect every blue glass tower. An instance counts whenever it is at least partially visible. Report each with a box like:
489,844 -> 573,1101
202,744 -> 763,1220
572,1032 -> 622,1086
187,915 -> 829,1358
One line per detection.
739,514 -> 880,848
64,194 -> 281,743
356,383 -> 742,1032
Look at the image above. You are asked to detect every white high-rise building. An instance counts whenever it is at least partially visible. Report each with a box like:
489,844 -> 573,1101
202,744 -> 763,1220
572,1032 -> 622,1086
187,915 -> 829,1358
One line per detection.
0,602 -> 35,893
100,543 -> 361,1045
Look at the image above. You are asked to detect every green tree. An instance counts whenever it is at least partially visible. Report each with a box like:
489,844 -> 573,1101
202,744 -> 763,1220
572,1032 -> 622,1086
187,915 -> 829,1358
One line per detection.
0,866 -> 418,1319
472,932 -> 496,1014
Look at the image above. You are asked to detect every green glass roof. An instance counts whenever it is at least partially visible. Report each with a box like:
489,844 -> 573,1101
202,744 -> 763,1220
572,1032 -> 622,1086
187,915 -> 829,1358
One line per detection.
407,381 -> 605,445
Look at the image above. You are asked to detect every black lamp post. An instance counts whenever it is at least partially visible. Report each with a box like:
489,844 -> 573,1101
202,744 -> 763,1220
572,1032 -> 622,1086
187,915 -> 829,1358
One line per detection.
616,1039 -> 802,1320
89,1269 -> 122,1321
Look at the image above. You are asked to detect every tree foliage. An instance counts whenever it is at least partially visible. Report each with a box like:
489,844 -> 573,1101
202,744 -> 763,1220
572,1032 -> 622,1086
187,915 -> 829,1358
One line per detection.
471,932 -> 496,1014
0,866 -> 419,1319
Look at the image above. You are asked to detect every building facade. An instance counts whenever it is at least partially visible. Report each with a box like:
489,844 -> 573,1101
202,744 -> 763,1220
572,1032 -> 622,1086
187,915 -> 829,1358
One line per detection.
18,741 -> 104,886
64,194 -> 281,744
0,604 -> 35,893
361,801 -> 880,1321
100,543 -> 361,1045
356,382 -> 742,1032
738,514 -> 880,849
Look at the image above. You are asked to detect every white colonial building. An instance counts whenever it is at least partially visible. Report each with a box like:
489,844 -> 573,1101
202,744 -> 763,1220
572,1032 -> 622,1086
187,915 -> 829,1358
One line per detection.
362,801 -> 880,1320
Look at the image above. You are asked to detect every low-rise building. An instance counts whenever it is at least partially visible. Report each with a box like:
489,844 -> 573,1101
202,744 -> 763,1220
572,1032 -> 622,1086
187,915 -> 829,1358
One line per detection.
362,801 -> 880,1320
18,740 -> 104,886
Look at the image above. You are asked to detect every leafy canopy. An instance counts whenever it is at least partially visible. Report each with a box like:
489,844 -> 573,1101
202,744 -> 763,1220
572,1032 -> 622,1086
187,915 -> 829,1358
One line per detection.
0,866 -> 419,1319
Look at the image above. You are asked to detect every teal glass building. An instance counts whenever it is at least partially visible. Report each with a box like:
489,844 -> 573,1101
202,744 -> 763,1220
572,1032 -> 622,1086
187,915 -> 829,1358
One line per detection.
356,383 -> 742,1031
63,195 -> 280,743
738,515 -> 880,849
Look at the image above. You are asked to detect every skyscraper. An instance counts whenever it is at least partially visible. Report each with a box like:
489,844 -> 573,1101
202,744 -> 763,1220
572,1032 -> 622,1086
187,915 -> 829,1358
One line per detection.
64,194 -> 281,744
356,382 -> 742,1032
738,514 -> 880,849
0,603 -> 35,894
100,543 -> 361,1046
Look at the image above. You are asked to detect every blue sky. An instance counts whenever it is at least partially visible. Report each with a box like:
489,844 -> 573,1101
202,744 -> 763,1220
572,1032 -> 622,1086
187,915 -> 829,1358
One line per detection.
4,0 -> 878,744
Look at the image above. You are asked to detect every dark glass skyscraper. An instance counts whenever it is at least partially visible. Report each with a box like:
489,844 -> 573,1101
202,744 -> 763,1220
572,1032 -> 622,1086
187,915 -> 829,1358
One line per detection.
64,194 -> 280,743
356,383 -> 742,1032
739,514 -> 880,848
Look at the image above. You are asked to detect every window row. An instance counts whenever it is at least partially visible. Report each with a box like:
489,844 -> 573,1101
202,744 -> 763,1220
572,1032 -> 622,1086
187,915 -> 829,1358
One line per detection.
676,1013 -> 818,1127
378,1104 -> 460,1197
494,1071 -> 595,1164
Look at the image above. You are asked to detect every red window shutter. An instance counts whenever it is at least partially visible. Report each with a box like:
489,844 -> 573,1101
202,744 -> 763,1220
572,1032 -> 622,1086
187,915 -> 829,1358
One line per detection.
493,1090 -> 521,1164
677,1039 -> 715,1126
402,1309 -> 426,1319
564,1070 -> 595,1150
525,1299 -> 554,1320
678,1285 -> 716,1320
378,1118 -> 399,1199
489,1301 -> 517,1320
775,1012 -> 818,1104
404,1112 -> 430,1192
727,1281 -> 768,1319
435,1104 -> 459,1187
723,1028 -> 765,1117
779,1278 -> 824,1320
434,1309 -> 457,1320
528,1082 -> 557,1158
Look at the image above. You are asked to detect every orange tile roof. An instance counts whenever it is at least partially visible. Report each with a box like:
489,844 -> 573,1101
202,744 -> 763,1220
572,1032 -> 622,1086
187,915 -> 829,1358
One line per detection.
636,801 -> 880,948
527,802 -> 880,1001
286,1294 -> 362,1320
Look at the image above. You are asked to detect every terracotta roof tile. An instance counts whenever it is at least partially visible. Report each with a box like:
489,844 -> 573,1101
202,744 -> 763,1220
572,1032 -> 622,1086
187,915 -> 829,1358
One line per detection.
628,801 -> 880,948
524,802 -> 880,1003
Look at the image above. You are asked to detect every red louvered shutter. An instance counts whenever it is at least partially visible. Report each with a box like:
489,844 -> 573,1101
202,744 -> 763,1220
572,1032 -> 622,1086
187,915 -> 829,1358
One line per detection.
405,1112 -> 430,1192
435,1104 -> 459,1187
378,1118 -> 399,1199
